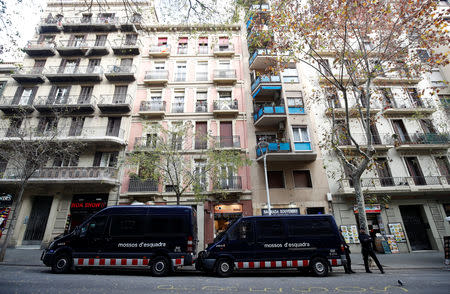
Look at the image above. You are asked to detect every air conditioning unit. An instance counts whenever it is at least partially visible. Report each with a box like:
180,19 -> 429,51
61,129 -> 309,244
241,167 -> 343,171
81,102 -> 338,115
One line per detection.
278,121 -> 285,130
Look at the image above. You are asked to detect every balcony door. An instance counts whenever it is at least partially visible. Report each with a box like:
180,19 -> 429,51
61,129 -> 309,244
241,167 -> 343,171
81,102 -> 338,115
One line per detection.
220,121 -> 233,147
78,86 -> 93,104
220,166 -> 235,189
125,34 -> 137,46
12,86 -> 37,105
435,156 -> 450,183
375,158 -> 394,186
106,117 -> 121,137
195,122 -> 207,149
69,117 -> 85,137
95,34 -> 107,46
120,58 -> 133,71
405,157 -> 426,185
48,86 -> 71,105
60,59 -> 79,74
113,86 -> 128,103
93,152 -> 118,167
392,120 -> 410,143
369,124 -> 382,144
218,91 -> 232,110
87,59 -> 101,73
32,60 -> 46,74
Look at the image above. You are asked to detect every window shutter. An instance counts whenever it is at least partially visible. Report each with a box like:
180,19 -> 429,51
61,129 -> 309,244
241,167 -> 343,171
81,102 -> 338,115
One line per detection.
12,86 -> 24,104
28,87 -> 38,104
93,152 -> 102,166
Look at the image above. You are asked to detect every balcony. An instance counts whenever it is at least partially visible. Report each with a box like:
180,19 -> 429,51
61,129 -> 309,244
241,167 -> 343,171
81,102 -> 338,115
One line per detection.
0,96 -> 34,115
45,66 -> 103,83
214,176 -> 243,191
139,101 -> 166,118
213,69 -> 237,85
251,75 -> 282,99
34,95 -> 96,114
111,38 -> 141,55
394,133 -> 449,151
38,17 -> 62,33
56,39 -> 90,56
213,45 -> 235,57
97,94 -> 132,113
61,16 -> 119,32
23,40 -> 56,57
11,67 -> 46,83
213,99 -> 239,117
128,177 -> 159,193
249,49 -> 276,70
256,140 -> 317,162
143,70 -> 169,85
212,136 -> 241,149
148,45 -> 171,57
325,98 -> 382,117
86,40 -> 110,56
133,137 -> 157,151
253,105 -> 286,127
337,133 -> 394,153
104,65 -> 136,82
120,16 -> 143,31
338,176 -> 449,195
382,98 -> 435,116
0,167 -> 118,186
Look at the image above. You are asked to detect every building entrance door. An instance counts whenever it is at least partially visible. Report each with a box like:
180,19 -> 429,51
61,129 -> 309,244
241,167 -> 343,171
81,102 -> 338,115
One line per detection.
22,196 -> 53,245
400,205 -> 432,251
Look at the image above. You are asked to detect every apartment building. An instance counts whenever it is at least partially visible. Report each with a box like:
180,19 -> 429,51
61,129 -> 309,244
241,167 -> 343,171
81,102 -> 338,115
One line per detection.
0,0 -> 155,248
120,25 -> 251,249
245,3 -> 331,218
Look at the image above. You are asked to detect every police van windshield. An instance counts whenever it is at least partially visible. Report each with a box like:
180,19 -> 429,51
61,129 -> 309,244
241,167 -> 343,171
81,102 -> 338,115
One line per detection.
214,218 -> 239,242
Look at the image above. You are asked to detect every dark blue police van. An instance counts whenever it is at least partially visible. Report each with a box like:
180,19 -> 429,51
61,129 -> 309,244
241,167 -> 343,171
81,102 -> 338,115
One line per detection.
42,206 -> 197,276
196,215 -> 345,277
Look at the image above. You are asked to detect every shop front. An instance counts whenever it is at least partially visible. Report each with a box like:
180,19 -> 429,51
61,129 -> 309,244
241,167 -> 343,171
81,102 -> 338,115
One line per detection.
67,194 -> 108,232
214,203 -> 243,236
0,193 -> 13,240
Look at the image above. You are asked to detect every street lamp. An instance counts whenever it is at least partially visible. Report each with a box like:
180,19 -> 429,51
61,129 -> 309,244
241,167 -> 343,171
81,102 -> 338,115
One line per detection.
257,141 -> 271,215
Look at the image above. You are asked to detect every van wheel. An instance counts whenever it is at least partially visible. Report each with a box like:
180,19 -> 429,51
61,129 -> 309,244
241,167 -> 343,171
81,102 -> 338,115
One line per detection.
215,259 -> 234,277
151,256 -> 170,277
51,253 -> 71,274
310,258 -> 329,277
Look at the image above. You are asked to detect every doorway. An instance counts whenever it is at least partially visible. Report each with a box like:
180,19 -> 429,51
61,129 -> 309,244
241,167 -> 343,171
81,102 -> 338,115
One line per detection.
400,205 -> 432,251
22,196 -> 53,245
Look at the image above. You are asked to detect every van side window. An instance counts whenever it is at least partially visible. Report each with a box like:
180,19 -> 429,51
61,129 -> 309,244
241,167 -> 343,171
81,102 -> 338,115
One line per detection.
287,219 -> 334,236
148,216 -> 187,236
311,219 -> 334,235
229,220 -> 253,241
83,215 -> 108,236
110,215 -> 146,236
287,220 -> 309,236
255,220 -> 285,241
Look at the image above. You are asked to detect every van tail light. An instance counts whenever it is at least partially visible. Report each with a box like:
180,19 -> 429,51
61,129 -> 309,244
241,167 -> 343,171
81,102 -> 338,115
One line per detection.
187,236 -> 193,253
341,244 -> 345,253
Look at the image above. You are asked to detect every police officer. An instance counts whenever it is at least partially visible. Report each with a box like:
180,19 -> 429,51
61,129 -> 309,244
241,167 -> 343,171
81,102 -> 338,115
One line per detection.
359,228 -> 384,274
339,229 -> 355,274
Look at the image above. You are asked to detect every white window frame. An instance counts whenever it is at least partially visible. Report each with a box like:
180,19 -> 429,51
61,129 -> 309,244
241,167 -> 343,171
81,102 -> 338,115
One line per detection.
292,126 -> 311,143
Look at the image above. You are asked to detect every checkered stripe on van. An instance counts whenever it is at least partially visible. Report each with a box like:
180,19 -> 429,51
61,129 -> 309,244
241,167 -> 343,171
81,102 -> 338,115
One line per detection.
234,259 -> 341,269
73,258 -> 184,267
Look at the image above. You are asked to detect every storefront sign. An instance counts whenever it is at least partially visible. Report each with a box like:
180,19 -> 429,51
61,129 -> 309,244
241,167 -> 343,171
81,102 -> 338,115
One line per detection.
0,193 -> 13,206
214,204 -> 242,214
71,202 -> 107,209
353,204 -> 381,214
262,208 -> 300,216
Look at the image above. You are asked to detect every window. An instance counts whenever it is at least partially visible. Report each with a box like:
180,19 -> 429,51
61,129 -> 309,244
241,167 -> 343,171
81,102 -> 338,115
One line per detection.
195,122 -> 207,149
380,88 -> 394,108
172,90 -> 185,113
36,117 -> 57,135
158,37 -> 168,46
150,90 -> 163,111
110,215 -> 146,237
17,88 -> 35,105
48,86 -> 70,104
87,59 -> 101,73
69,35 -> 86,47
255,220 -> 284,240
165,184 -> 178,192
37,35 -> 55,45
326,88 -> 341,108
196,91 -> 207,112
318,59 -> 331,75
405,88 -> 423,107
435,156 -> 450,182
177,37 -> 188,54
145,133 -> 158,148
94,35 -> 107,46
375,158 -> 394,187
268,171 -> 284,188
78,86 -> 93,104
196,61 -> 208,81
282,68 -> 299,83
218,37 -> 230,50
53,154 -> 79,167
0,81 -> 6,97
287,96 -> 304,108
113,85 -> 128,103
217,91 -> 233,110
229,220 -> 253,241
68,117 -> 84,136
194,160 -> 207,191
292,126 -> 311,150
125,34 -> 137,45
83,215 -> 107,236
175,62 -> 187,81
198,37 -> 208,54
106,117 -> 121,137
61,59 -> 78,74
293,170 -> 312,188
417,49 -> 430,63
154,61 -> 165,71
81,14 -> 92,23
6,117 -> 23,137
392,119 -> 410,143
171,122 -> 183,150
419,119 -> 437,134
405,157 -> 426,185
93,152 -> 118,167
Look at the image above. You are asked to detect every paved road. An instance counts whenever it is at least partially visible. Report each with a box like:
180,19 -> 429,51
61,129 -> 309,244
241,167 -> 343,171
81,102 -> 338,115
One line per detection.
0,265 -> 449,294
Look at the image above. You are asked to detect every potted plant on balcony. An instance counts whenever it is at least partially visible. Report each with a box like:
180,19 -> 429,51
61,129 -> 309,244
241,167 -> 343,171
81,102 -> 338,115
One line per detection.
392,133 -> 400,147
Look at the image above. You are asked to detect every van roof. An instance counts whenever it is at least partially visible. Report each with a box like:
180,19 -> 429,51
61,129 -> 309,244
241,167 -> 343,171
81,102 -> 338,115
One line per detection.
242,214 -> 334,220
98,205 -> 193,215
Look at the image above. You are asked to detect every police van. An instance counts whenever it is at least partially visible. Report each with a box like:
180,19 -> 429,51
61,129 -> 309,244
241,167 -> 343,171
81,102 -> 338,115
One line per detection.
196,215 -> 344,277
41,206 -> 197,276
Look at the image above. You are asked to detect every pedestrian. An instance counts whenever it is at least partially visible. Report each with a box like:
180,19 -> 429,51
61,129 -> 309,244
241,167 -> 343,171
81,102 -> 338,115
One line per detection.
359,228 -> 385,274
339,229 -> 355,274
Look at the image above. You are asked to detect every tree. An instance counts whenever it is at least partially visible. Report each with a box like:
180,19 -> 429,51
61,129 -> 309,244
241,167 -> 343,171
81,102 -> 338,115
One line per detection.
0,110 -> 84,261
127,123 -> 250,205
252,0 -> 450,231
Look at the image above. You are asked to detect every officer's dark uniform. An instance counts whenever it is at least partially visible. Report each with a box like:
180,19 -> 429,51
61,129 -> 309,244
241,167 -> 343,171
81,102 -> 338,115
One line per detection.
359,230 -> 384,274
339,231 -> 355,274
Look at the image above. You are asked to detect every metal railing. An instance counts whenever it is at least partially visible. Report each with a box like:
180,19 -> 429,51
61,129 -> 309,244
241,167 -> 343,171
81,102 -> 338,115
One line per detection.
172,103 -> 184,113
395,133 -> 449,145
249,49 -> 274,65
45,65 -> 104,75
195,101 -> 208,113
251,75 -> 281,92
24,40 -> 56,49
0,96 -> 33,106
40,16 -> 63,25
213,99 -> 238,111
62,16 -> 119,26
139,101 -> 166,112
213,44 -> 234,52
149,45 -> 171,54
0,167 -> 118,181
340,175 -> 446,189
128,178 -> 158,192
253,105 -> 286,122
134,137 -> 157,149
256,140 -> 291,157
13,67 -> 45,75
111,38 -> 142,47
212,136 -> 241,148
214,176 -> 242,190
1,126 -> 125,140
174,72 -> 187,82
196,72 -> 208,81
383,97 -> 434,109
144,70 -> 169,80
35,95 -> 96,106
336,133 -> 394,146
213,69 -> 237,79
99,94 -> 132,105
105,65 -> 136,74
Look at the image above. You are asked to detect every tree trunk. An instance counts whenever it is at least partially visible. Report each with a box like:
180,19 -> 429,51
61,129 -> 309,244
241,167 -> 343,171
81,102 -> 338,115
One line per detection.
0,182 -> 27,262
176,193 -> 180,206
353,175 -> 369,233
